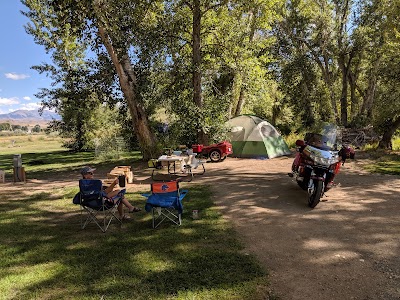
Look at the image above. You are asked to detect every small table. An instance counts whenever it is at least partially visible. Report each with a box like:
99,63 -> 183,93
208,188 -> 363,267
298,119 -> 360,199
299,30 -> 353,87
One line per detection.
157,155 -> 185,175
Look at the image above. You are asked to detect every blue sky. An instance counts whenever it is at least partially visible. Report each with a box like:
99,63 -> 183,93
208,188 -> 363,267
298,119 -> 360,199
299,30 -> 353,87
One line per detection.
0,0 -> 52,115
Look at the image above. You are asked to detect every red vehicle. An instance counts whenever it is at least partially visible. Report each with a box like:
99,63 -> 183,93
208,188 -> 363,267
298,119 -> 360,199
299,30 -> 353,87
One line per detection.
289,124 -> 354,208
192,141 -> 233,162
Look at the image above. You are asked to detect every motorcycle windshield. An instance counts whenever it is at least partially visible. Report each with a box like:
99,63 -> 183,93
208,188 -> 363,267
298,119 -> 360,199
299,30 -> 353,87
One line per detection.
305,124 -> 340,151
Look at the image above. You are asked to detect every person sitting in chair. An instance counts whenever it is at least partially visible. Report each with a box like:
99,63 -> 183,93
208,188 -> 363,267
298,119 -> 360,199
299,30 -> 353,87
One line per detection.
81,166 -> 141,220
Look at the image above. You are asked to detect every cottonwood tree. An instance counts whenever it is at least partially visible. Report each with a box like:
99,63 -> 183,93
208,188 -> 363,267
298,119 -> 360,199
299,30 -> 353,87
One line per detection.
163,0 -> 280,144
21,0 -> 99,150
334,0 -> 357,127
272,0 -> 337,127
283,1 -> 340,122
216,0 -> 279,118
164,0 -> 231,144
22,0 -> 162,159
368,0 -> 400,149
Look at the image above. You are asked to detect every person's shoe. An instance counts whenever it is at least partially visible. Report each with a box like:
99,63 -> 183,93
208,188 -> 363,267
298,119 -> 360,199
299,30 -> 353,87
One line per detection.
128,207 -> 142,213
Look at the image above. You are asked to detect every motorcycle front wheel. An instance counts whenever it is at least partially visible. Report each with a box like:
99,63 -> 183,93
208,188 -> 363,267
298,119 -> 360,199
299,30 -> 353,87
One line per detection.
308,180 -> 323,208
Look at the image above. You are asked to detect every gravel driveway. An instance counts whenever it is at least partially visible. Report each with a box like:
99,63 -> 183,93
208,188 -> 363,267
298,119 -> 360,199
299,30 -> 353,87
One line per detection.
192,154 -> 400,300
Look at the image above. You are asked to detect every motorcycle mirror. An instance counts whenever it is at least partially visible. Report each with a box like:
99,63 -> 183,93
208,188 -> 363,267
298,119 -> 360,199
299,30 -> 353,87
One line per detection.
295,139 -> 305,147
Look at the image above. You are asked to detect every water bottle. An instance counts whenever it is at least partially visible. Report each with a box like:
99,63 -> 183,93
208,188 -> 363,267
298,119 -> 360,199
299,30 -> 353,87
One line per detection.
118,175 -> 126,188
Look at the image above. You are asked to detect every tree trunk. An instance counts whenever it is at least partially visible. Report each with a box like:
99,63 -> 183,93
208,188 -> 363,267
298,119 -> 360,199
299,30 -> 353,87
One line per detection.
301,80 -> 315,127
348,70 -> 358,120
234,87 -> 245,117
292,28 -> 338,122
227,102 -> 233,120
360,71 -> 377,119
76,112 -> 84,151
232,7 -> 257,118
336,0 -> 351,127
192,0 -> 207,144
192,0 -> 202,108
339,63 -> 348,127
313,51 -> 338,123
357,58 -> 379,120
357,78 -> 376,120
378,116 -> 400,149
97,26 -> 157,160
230,71 -> 240,117
323,59 -> 339,124
338,52 -> 352,127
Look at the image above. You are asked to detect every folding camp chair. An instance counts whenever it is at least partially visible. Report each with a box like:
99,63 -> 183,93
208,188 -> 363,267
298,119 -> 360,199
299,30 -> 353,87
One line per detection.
78,179 -> 124,233
142,180 -> 188,228
182,154 -> 206,182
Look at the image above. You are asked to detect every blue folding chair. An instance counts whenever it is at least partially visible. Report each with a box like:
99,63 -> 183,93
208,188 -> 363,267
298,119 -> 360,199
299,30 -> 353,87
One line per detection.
142,180 -> 188,228
78,179 -> 125,233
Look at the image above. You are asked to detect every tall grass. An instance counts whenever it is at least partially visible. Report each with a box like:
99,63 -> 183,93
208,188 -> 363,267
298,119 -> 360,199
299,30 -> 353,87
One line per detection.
0,134 -> 142,180
0,134 -> 63,155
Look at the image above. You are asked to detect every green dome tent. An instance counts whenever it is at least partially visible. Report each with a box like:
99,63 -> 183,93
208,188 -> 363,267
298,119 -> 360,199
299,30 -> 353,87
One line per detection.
226,115 -> 291,159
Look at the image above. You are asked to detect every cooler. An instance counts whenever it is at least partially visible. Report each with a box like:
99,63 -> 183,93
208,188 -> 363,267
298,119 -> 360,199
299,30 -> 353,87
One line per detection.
192,144 -> 203,153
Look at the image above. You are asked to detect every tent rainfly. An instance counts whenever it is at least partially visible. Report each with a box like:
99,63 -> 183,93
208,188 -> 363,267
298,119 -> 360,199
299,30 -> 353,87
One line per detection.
226,115 -> 291,159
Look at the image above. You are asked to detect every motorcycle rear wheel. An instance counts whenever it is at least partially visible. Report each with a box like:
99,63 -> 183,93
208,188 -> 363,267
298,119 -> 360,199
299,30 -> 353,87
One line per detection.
308,180 -> 323,208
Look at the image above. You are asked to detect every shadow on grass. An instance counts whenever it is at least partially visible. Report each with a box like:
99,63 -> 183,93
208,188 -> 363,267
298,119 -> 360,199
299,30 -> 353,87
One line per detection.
0,150 -> 94,177
0,150 -> 143,180
358,149 -> 400,175
0,186 -> 267,299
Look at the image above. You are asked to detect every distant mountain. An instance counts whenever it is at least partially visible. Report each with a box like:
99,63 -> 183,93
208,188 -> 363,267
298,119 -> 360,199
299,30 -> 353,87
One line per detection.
0,109 -> 61,125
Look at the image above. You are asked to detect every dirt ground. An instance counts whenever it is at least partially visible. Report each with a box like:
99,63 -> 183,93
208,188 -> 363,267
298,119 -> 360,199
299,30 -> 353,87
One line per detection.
191,153 -> 400,300
3,152 -> 400,299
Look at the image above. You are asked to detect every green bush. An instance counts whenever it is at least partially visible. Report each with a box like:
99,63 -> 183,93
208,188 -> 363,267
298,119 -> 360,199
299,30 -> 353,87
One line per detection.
284,131 -> 304,149
393,136 -> 400,150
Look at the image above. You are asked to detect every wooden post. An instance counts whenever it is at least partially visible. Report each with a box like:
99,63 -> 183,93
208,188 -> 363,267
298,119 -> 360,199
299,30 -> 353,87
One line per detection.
13,167 -> 26,183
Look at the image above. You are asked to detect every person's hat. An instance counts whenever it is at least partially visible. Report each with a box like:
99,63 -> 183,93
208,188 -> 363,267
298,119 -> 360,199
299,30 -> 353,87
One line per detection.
81,166 -> 96,175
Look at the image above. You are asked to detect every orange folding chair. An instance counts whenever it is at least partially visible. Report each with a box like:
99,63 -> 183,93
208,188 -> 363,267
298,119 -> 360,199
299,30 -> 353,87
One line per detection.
142,180 -> 188,228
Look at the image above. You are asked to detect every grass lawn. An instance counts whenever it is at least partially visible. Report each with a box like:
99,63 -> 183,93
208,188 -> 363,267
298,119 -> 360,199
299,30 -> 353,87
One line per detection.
362,150 -> 400,175
0,134 -> 269,300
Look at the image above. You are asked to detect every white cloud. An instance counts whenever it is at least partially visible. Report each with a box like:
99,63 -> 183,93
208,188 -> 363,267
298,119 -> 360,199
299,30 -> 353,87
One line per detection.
5,73 -> 30,80
19,102 -> 41,110
0,97 -> 19,105
23,96 -> 31,101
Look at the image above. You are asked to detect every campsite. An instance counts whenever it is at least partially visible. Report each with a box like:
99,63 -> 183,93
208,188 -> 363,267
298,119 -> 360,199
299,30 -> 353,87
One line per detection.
1,134 -> 400,299
2,1 -> 400,299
